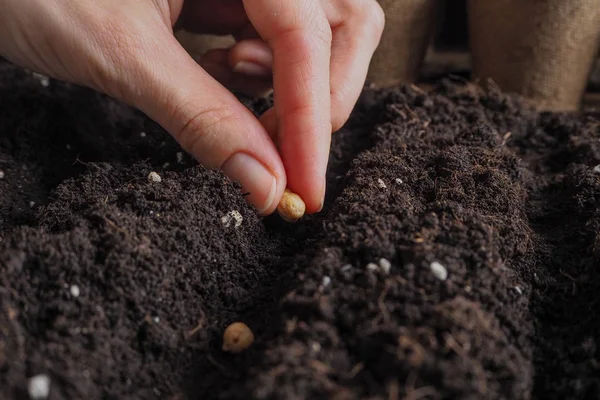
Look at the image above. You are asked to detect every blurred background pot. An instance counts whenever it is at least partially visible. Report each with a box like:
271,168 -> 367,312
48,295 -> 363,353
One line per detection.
367,0 -> 438,87
468,0 -> 600,111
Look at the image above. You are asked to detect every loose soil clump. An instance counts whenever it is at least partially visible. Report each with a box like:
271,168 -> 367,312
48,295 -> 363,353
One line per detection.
1,60 -> 599,399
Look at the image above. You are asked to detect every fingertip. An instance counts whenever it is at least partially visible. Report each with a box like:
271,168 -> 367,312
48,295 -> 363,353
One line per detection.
228,39 -> 273,67
221,152 -> 287,216
287,173 -> 326,215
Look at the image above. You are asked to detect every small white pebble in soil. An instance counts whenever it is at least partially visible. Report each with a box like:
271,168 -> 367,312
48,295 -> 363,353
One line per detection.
70,285 -> 80,298
28,374 -> 51,399
140,132 -> 147,138
0,170 -> 4,179
153,316 -> 160,323
176,152 -> 183,163
514,286 -> 523,295
378,258 -> 391,274
395,178 -> 403,184
341,264 -> 352,272
594,165 -> 600,174
377,178 -> 387,189
147,171 -> 162,183
221,210 -> 243,228
32,72 -> 50,87
430,261 -> 448,281
366,263 -> 379,272
321,276 -> 331,287
29,201 -> 35,208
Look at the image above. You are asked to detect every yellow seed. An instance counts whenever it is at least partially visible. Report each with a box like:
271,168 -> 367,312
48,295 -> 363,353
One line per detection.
222,322 -> 254,353
277,189 -> 306,222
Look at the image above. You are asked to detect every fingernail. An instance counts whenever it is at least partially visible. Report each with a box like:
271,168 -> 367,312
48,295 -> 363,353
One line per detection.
222,153 -> 277,215
233,61 -> 271,78
318,176 -> 326,212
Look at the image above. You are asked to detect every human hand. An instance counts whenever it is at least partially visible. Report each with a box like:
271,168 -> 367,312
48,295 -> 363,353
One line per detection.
0,0 -> 384,215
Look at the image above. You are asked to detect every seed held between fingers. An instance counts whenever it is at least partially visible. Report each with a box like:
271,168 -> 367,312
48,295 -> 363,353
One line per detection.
277,189 -> 306,222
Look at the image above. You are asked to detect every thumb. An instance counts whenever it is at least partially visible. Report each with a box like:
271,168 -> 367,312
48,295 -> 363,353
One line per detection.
119,32 -> 286,215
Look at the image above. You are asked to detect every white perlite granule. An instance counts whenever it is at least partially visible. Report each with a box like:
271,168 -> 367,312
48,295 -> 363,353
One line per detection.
221,210 -> 243,228
378,258 -> 391,274
70,285 -> 80,298
366,263 -> 379,272
377,178 -> 387,189
514,286 -> 523,295
430,261 -> 448,281
147,171 -> 162,183
28,374 -> 51,399
32,72 -> 50,87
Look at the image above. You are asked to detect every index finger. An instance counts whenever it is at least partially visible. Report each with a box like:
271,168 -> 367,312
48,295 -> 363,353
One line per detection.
243,0 -> 332,213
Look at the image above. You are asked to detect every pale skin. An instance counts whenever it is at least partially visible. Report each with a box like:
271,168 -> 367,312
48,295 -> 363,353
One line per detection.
0,0 -> 384,216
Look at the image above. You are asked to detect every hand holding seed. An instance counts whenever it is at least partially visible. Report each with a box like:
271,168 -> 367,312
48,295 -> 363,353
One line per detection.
277,189 -> 306,222
0,0 -> 383,217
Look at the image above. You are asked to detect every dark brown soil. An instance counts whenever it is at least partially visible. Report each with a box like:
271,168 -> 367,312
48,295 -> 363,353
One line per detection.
1,58 -> 599,400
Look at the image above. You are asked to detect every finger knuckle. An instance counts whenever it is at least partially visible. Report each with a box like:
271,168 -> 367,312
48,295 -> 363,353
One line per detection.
313,23 -> 333,48
343,0 -> 385,39
176,104 -> 238,164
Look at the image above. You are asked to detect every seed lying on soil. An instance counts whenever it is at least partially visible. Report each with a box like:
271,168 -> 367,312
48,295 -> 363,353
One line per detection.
222,322 -> 254,353
147,171 -> 162,183
277,189 -> 305,222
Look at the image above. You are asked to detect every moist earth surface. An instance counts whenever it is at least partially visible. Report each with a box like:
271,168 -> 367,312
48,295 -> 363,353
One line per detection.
1,59 -> 599,399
